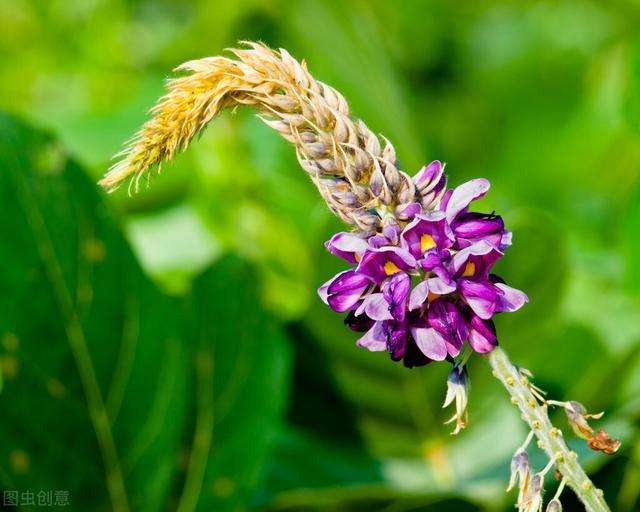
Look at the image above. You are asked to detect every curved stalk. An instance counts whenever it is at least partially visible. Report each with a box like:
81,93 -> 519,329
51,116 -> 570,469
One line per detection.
488,347 -> 610,512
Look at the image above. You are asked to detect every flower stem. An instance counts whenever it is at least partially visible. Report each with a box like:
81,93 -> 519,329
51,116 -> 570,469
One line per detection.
487,347 -> 610,512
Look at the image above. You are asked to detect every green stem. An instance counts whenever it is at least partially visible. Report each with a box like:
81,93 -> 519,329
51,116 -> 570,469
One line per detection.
488,347 -> 610,512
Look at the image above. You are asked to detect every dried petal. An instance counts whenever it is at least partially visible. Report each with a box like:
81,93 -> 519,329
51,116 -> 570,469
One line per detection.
588,428 -> 621,455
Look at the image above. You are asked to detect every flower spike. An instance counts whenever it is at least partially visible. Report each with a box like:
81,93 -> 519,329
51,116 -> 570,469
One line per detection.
104,42 -> 613,512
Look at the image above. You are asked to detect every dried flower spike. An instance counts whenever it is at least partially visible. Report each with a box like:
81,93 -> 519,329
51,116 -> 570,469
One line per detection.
100,42 -> 414,232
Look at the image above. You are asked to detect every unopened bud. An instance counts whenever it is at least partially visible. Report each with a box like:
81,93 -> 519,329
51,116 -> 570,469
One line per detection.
443,364 -> 469,436
546,498 -> 562,511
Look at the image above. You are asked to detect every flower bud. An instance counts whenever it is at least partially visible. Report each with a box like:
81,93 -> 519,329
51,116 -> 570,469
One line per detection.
442,364 -> 469,435
395,202 -> 422,221
452,212 -> 505,248
507,451 -> 531,493
413,160 -> 444,193
521,473 -> 544,512
546,498 -> 562,512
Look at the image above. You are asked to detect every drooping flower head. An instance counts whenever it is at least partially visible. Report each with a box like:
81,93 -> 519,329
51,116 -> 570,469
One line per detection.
319,162 -> 527,368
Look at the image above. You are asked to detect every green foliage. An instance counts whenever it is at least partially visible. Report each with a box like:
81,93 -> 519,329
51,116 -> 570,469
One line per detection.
1,1 -> 640,510
0,115 -> 290,511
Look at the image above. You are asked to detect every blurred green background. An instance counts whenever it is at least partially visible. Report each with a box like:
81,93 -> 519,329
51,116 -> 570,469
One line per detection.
1,0 -> 640,510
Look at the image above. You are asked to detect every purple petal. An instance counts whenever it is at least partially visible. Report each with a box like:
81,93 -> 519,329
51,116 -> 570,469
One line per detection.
325,269 -> 370,313
318,270 -> 354,304
445,178 -> 490,223
458,279 -> 499,320
395,202 -> 422,220
428,300 -> 468,356
325,232 -> 368,263
413,160 -> 444,193
327,270 -> 370,295
409,280 -> 430,310
318,280 -> 331,304
468,315 -> 498,353
501,231 -> 513,249
410,326 -> 448,360
355,293 -> 393,321
382,273 -> 411,321
421,249 -> 450,271
452,212 -> 505,249
328,290 -> 367,313
427,276 -> 456,295
439,189 -> 454,211
452,240 -> 501,274
421,172 -> 448,209
357,246 -> 417,283
402,340 -> 433,368
400,211 -> 453,258
357,322 -> 387,352
367,235 -> 388,249
382,222 -> 401,245
495,283 -> 528,312
344,311 -> 374,332
385,321 -> 408,361
453,212 -> 504,238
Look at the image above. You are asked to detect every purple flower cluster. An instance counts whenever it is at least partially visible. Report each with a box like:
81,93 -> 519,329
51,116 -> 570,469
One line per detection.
319,161 -> 527,368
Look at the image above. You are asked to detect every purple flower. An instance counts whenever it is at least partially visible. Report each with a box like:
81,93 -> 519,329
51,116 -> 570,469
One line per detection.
452,212 -> 506,249
401,211 -> 454,259
444,178 -> 490,224
414,160 -> 447,210
382,272 -> 411,321
468,315 -> 497,353
427,299 -> 468,357
318,164 -> 527,368
318,269 -> 370,312
356,246 -> 416,284
325,232 -> 368,263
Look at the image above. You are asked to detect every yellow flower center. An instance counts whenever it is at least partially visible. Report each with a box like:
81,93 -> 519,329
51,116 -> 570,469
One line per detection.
420,234 -> 436,252
462,262 -> 476,277
384,261 -> 402,275
427,292 -> 439,302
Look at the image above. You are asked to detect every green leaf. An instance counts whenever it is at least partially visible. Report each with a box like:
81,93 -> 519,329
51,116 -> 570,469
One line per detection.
0,114 -> 291,511
0,113 -> 186,511
180,258 -> 291,512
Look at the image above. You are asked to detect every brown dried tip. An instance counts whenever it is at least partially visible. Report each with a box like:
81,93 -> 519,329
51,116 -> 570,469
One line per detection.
561,401 -> 620,455
588,429 -> 621,455
100,42 -> 414,232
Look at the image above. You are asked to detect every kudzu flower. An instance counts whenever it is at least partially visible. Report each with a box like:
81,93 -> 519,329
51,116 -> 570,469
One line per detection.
319,162 -> 528,367
104,42 -> 614,511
